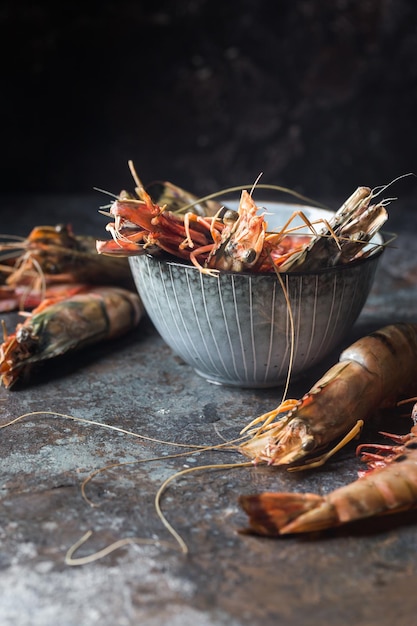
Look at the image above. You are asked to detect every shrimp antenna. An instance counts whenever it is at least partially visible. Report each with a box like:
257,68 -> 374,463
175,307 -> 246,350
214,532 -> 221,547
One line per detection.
128,159 -> 147,195
176,185 -> 329,214
249,172 -> 263,196
279,274 -> 295,406
93,187 -> 119,199
0,234 -> 26,242
371,172 -> 415,198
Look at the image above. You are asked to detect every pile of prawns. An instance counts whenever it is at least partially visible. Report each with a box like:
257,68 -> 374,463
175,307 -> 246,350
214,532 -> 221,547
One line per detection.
96,161 -> 388,274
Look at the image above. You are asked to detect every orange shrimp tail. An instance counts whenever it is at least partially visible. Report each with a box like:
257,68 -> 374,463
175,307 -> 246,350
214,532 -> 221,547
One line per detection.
238,492 -> 324,536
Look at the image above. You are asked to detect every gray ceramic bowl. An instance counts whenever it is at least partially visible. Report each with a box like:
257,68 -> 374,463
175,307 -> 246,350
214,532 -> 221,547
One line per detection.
129,202 -> 384,388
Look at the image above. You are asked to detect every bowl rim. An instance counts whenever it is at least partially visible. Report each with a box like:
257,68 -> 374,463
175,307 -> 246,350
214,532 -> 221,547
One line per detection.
130,231 -> 386,278
131,243 -> 385,277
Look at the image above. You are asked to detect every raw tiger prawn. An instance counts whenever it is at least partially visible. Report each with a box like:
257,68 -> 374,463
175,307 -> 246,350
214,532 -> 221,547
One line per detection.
0,223 -> 134,312
0,223 -> 144,388
239,400 -> 417,535
239,324 -> 417,469
96,162 -> 389,274
0,286 -> 143,389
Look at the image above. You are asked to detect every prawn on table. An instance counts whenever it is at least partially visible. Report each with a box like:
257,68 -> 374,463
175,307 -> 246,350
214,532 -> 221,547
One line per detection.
239,324 -> 417,469
0,286 -> 143,389
0,222 -> 144,388
0,224 -> 134,312
239,400 -> 417,536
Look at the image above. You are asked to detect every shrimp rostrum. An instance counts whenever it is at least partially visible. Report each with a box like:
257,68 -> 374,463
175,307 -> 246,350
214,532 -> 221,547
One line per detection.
239,324 -> 417,469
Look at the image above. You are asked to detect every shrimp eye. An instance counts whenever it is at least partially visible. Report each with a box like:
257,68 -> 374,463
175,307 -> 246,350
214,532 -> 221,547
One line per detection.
16,325 -> 36,344
301,436 -> 316,452
221,209 -> 239,225
243,248 -> 257,264
44,261 -> 60,274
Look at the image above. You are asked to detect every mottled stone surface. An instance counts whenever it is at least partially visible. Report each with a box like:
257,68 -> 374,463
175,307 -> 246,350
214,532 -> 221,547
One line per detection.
0,193 -> 417,626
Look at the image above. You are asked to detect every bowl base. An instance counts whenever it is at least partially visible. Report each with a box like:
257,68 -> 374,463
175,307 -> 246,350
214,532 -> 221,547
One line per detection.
193,368 -> 284,389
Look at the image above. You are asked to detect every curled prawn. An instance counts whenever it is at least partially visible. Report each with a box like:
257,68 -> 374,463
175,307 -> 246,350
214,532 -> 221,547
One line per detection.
239,324 -> 417,470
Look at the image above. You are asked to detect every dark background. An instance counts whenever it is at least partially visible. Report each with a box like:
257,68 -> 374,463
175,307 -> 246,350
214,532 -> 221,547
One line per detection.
2,0 -> 417,202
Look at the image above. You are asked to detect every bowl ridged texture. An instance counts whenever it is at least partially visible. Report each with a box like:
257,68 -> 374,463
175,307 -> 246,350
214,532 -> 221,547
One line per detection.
129,252 -> 381,388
